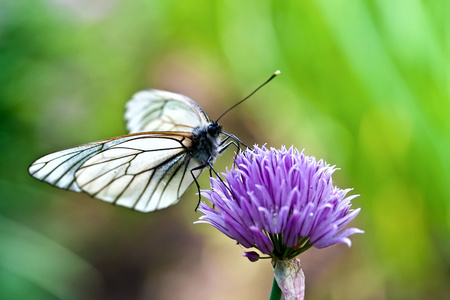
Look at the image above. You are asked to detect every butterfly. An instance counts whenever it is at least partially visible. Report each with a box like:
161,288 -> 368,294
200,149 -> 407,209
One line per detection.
28,71 -> 280,213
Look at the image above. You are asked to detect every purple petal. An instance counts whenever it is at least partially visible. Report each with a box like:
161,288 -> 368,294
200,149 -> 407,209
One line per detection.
250,226 -> 274,254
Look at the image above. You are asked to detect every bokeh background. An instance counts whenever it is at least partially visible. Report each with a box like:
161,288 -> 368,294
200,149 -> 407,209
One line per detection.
1,0 -> 448,299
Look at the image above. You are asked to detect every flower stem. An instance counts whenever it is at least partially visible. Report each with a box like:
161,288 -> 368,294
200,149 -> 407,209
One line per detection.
269,276 -> 282,300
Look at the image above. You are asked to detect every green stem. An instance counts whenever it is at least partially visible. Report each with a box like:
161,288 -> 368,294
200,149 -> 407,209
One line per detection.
269,276 -> 282,300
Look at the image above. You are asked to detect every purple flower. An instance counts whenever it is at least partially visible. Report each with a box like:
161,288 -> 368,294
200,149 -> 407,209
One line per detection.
243,251 -> 260,262
196,145 -> 363,261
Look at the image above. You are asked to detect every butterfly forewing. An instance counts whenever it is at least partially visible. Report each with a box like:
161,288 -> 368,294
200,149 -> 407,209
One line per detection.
125,89 -> 209,133
29,143 -> 112,192
29,132 -> 205,212
74,134 -> 201,212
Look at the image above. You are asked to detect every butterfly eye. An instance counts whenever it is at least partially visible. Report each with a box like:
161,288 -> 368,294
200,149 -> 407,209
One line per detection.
207,122 -> 221,135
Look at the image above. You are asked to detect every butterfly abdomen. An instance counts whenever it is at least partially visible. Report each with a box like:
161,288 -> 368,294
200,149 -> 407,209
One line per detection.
190,122 -> 222,165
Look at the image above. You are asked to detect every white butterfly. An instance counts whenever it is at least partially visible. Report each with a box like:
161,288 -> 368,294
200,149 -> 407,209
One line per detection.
28,71 -> 279,213
29,89 -> 239,212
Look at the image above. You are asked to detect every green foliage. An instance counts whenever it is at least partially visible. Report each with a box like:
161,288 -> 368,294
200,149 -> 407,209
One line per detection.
1,0 -> 448,299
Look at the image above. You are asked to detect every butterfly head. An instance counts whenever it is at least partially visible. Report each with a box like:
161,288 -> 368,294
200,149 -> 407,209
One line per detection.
207,121 -> 222,137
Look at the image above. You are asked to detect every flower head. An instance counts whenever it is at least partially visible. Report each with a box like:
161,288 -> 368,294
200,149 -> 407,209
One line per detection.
196,145 -> 363,261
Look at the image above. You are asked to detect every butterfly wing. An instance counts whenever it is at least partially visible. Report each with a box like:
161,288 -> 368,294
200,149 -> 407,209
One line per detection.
28,132 -> 204,212
125,89 -> 210,133
29,142 -> 112,193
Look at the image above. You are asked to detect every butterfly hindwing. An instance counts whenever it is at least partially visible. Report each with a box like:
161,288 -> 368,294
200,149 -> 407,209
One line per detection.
125,89 -> 210,133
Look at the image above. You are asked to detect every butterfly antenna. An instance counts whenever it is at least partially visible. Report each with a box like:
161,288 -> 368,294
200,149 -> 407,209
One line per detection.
216,70 -> 281,122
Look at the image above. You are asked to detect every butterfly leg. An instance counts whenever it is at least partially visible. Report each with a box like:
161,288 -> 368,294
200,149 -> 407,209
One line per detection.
190,165 -> 206,211
220,131 -> 251,151
190,155 -> 237,211
205,160 -> 238,210
190,159 -> 225,211
190,160 -> 226,211
219,140 -> 240,154
219,140 -> 243,168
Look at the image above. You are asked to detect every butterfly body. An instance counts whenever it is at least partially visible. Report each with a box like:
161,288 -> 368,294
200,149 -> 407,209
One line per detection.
189,121 -> 222,165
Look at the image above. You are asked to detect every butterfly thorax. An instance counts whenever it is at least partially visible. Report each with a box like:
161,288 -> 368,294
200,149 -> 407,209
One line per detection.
190,121 -> 222,164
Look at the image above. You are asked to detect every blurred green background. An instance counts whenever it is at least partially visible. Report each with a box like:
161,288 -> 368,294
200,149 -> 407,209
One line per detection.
1,0 -> 448,299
